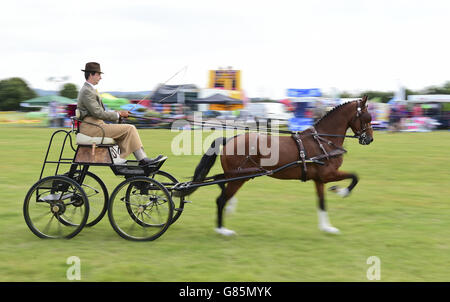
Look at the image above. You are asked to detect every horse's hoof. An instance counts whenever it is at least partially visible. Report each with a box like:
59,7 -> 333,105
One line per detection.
329,186 -> 349,198
319,226 -> 341,234
337,187 -> 349,197
215,227 -> 236,236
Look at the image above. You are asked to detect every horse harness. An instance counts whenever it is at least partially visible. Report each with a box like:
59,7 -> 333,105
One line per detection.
227,99 -> 370,181
292,127 -> 347,182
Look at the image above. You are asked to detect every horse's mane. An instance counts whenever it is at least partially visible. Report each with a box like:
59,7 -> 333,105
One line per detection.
313,100 -> 355,127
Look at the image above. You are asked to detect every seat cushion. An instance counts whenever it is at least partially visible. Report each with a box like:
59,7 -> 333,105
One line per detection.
76,133 -> 116,145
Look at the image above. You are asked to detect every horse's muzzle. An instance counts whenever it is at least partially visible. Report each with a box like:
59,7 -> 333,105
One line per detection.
359,132 -> 373,145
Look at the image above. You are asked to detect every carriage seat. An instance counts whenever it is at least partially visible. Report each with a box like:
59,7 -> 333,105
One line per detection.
76,133 -> 116,145
74,133 -> 118,164
73,109 -> 116,145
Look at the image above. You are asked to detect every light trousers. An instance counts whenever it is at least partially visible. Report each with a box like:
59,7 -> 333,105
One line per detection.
80,116 -> 143,159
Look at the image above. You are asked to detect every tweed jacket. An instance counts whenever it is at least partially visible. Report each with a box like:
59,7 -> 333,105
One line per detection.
77,82 -> 119,122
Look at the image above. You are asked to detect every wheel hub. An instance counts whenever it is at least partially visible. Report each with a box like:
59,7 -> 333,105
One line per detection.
50,201 -> 66,215
137,206 -> 145,214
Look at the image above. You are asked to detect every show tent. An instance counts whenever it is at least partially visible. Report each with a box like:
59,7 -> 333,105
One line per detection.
20,95 -> 75,107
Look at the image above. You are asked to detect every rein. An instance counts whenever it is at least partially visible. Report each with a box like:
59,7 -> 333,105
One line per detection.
126,98 -> 370,141
308,132 -> 359,139
186,119 -> 362,139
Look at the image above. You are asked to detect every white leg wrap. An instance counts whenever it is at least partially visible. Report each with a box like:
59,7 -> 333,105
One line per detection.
215,227 -> 236,236
317,210 -> 340,234
225,196 -> 238,214
329,186 -> 350,198
336,187 -> 350,198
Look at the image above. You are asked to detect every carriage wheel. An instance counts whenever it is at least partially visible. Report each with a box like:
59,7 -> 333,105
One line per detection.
150,170 -> 184,225
66,170 -> 108,227
108,176 -> 173,241
23,175 -> 89,239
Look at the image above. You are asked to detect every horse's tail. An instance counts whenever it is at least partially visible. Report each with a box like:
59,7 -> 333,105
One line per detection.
184,137 -> 228,196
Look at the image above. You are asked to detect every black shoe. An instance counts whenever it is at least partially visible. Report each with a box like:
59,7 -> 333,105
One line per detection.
139,155 -> 164,167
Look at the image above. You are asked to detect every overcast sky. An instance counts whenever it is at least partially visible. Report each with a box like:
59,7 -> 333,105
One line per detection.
1,0 -> 449,99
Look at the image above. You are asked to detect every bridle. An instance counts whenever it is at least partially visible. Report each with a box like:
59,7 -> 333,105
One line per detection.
350,99 -> 372,140
308,99 -> 372,140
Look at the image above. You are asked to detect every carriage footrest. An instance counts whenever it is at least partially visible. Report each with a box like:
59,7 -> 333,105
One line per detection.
111,157 -> 167,177
113,166 -> 148,176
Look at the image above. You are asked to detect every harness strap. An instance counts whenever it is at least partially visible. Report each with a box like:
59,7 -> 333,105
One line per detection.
236,155 -> 268,174
310,127 -> 329,160
310,126 -> 348,154
291,132 -> 308,182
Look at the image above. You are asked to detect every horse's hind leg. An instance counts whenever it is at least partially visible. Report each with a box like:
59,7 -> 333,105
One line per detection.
215,180 -> 245,236
314,181 -> 340,234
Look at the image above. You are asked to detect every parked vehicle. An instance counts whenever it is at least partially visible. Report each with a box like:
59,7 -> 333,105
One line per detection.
245,102 -> 293,126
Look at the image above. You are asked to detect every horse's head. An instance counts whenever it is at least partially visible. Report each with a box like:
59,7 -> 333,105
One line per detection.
349,95 -> 374,145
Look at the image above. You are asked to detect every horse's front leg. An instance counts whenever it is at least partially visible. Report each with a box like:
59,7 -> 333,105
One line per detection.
327,171 -> 359,198
314,181 -> 340,234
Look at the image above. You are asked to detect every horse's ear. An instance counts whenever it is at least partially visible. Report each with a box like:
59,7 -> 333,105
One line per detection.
362,95 -> 368,104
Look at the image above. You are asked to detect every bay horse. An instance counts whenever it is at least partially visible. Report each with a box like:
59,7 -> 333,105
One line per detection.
187,96 -> 373,236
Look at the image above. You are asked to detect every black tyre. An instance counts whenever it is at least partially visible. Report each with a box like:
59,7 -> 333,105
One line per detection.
66,170 -> 108,227
23,175 -> 89,239
150,171 -> 184,225
108,177 -> 173,241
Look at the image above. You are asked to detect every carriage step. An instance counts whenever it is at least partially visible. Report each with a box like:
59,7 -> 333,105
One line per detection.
183,200 -> 192,204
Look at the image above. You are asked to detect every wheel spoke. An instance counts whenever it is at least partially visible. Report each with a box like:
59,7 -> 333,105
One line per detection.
142,210 -> 158,224
43,214 -> 56,234
56,214 -> 63,237
31,210 -> 54,222
120,197 -> 140,207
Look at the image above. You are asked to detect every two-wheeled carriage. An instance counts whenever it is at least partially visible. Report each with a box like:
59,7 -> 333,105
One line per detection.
24,97 -> 374,240
23,120 -> 187,241
23,123 -> 325,241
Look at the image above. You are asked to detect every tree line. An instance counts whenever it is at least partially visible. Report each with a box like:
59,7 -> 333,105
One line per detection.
1,77 -> 450,111
0,78 -> 78,110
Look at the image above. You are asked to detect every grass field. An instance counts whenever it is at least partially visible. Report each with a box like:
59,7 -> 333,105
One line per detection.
0,125 -> 449,282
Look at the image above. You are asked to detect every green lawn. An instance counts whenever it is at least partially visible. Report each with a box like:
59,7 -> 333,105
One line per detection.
0,125 -> 449,281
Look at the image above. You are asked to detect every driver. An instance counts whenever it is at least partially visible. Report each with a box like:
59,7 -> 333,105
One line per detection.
77,62 -> 161,166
